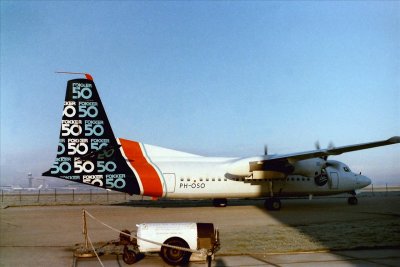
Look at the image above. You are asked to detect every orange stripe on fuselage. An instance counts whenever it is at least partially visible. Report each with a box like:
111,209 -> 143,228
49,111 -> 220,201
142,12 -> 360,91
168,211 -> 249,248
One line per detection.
119,138 -> 163,197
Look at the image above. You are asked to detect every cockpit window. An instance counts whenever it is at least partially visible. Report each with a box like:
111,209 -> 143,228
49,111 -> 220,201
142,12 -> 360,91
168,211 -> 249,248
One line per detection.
343,166 -> 351,172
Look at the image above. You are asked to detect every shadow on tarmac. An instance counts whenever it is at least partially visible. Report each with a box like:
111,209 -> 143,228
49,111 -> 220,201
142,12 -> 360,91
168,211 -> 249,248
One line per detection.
111,191 -> 400,266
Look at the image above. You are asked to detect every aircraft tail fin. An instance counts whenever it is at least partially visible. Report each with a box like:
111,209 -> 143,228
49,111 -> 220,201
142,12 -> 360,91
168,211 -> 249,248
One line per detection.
43,76 -> 141,195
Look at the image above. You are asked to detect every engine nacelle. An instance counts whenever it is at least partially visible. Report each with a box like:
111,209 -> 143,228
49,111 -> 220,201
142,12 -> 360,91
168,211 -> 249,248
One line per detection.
226,156 -> 263,177
291,158 -> 325,177
227,157 -> 326,179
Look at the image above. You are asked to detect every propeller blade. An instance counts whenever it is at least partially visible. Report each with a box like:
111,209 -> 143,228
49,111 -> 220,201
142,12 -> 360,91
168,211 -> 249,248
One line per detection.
264,144 -> 268,156
315,141 -> 321,150
328,141 -> 335,149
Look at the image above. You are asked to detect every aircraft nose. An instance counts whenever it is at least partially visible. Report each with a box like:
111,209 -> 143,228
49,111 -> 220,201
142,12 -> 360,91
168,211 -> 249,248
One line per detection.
358,175 -> 371,188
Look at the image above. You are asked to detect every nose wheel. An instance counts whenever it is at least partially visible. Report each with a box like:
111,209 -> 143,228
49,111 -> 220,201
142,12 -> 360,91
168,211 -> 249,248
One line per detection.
348,196 -> 358,205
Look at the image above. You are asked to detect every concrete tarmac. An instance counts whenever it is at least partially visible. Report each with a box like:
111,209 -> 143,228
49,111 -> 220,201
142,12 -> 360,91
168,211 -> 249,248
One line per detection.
69,248 -> 400,266
1,192 -> 399,266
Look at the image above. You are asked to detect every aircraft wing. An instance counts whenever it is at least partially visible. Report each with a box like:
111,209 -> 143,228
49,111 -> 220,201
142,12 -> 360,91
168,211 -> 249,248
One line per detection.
267,136 -> 400,162
240,136 -> 400,175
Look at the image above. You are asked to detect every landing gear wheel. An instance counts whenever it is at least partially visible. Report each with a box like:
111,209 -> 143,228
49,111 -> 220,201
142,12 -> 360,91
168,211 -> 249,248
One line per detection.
213,198 -> 227,207
160,237 -> 191,266
348,196 -> 358,205
264,198 -> 281,211
122,246 -> 137,265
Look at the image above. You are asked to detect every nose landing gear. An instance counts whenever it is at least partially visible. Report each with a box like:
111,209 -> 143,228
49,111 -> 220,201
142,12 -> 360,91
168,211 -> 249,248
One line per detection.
348,196 -> 358,205
347,191 -> 358,205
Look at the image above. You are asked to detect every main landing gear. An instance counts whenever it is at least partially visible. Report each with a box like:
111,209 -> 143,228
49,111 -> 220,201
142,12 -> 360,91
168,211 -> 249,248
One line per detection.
264,181 -> 282,211
264,197 -> 281,211
213,198 -> 228,207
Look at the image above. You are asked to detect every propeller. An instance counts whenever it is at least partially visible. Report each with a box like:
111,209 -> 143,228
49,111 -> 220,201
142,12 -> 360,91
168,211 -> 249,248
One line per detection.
264,144 -> 268,156
327,141 -> 335,149
314,140 -> 335,150
315,141 -> 321,150
313,140 -> 334,185
314,140 -> 335,161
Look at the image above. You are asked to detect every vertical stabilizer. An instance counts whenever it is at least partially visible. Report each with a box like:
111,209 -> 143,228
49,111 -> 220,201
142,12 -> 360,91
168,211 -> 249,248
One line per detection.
43,78 -> 140,195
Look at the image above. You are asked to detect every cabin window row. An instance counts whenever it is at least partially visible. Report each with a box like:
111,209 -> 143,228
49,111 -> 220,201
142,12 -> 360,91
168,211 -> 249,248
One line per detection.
180,178 -> 228,182
287,177 -> 311,182
178,177 -> 298,182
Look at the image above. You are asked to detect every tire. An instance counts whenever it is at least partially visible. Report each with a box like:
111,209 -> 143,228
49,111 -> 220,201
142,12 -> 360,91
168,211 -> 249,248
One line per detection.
122,247 -> 137,265
264,198 -> 281,211
271,198 -> 281,210
348,196 -> 358,205
160,237 -> 191,266
264,198 -> 272,210
212,198 -> 227,207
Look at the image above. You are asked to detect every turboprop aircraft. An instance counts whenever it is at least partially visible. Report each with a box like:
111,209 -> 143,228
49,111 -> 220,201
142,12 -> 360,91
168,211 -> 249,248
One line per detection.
43,74 -> 400,210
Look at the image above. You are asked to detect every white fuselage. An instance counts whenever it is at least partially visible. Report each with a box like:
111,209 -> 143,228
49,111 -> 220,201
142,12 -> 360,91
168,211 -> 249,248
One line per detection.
148,155 -> 371,199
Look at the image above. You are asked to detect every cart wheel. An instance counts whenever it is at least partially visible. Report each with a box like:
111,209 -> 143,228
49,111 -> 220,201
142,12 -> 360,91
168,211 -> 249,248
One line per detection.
160,237 -> 191,266
122,247 -> 137,265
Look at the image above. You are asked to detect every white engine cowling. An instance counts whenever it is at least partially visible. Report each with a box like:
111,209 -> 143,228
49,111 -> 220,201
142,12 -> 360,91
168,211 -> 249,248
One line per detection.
226,156 -> 263,177
291,158 -> 325,177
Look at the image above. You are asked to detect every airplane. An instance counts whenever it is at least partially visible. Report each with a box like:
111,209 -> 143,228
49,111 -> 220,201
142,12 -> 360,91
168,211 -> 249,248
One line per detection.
43,73 -> 400,210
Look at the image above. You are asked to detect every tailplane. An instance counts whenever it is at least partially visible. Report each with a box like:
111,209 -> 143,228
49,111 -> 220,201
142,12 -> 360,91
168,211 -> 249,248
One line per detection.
43,75 -> 140,195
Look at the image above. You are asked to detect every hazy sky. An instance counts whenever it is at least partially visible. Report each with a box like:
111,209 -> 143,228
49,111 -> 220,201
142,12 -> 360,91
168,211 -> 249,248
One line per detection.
1,1 -> 399,186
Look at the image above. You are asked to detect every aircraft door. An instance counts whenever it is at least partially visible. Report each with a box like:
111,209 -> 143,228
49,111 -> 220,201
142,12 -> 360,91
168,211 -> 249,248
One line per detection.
329,172 -> 339,189
163,173 -> 176,193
